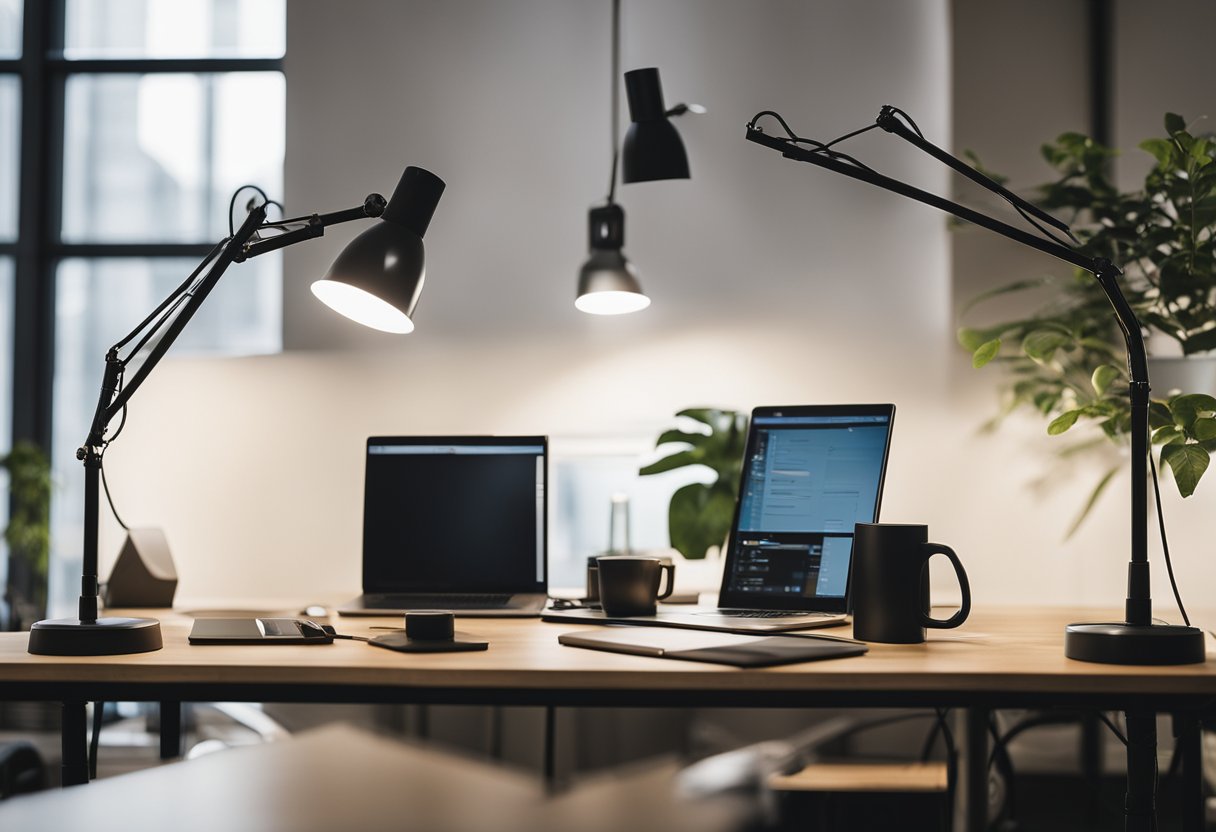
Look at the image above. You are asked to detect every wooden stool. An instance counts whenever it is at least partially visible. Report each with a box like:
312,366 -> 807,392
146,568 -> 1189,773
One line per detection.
770,762 -> 949,793
769,762 -> 950,831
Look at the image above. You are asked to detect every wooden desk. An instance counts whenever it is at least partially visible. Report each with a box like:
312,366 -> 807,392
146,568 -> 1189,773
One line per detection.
0,606 -> 1211,830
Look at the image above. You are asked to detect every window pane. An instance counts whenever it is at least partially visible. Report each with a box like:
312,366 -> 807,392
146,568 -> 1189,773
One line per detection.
62,72 -> 285,243
0,76 -> 17,241
65,0 -> 285,59
48,255 -> 281,612
0,0 -> 19,59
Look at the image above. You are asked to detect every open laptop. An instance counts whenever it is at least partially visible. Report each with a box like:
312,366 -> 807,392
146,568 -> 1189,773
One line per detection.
543,403 -> 895,633
339,436 -> 549,617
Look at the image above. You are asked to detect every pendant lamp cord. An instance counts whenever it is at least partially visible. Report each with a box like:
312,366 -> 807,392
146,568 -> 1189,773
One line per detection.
606,0 -> 621,204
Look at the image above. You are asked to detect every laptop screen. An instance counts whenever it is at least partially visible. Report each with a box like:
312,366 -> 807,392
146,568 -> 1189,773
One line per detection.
363,436 -> 547,593
718,405 -> 895,612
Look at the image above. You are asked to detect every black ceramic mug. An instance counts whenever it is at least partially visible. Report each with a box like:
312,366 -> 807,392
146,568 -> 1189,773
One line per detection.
596,556 -> 675,617
852,523 -> 971,644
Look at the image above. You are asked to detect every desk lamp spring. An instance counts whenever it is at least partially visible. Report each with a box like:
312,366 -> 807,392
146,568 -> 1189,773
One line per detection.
27,167 -> 446,657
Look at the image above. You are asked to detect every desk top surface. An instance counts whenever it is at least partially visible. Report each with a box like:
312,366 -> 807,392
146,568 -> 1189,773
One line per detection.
1,607 -> 1213,698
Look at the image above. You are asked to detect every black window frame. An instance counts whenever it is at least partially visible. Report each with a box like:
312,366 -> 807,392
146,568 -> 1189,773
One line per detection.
5,1 -> 284,612
9,0 -> 284,449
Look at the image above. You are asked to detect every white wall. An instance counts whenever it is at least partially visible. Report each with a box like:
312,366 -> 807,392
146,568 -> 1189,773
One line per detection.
93,0 -> 1216,619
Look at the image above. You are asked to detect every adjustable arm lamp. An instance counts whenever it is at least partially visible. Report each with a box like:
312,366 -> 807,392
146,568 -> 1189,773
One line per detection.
745,107 -> 1204,668
28,166 -> 445,656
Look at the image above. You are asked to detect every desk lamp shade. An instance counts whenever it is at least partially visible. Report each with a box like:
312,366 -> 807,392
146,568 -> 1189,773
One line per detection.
622,68 -> 690,184
311,167 -> 445,333
576,204 -> 650,315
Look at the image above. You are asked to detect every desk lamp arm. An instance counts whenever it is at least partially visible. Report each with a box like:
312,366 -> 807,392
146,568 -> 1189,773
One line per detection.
76,193 -> 386,626
744,108 -> 1154,626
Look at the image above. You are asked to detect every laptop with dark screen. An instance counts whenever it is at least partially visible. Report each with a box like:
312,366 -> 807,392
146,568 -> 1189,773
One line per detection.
338,436 -> 548,617
543,404 -> 894,633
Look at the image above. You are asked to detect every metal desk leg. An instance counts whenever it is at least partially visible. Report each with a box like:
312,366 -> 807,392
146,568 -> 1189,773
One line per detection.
544,705 -> 557,790
61,700 -> 89,787
1081,712 -> 1103,824
159,701 -> 182,760
1174,713 -> 1203,832
964,707 -> 989,832
1124,711 -> 1156,832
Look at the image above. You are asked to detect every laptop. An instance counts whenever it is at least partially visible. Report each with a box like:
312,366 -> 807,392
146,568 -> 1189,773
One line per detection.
339,436 -> 549,617
543,403 -> 895,633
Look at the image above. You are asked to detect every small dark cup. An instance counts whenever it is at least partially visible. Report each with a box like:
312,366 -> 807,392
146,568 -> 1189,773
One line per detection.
852,523 -> 971,644
596,556 -> 675,617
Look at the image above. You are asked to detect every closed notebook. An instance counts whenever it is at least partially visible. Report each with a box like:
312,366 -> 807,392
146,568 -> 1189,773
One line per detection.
557,627 -> 866,667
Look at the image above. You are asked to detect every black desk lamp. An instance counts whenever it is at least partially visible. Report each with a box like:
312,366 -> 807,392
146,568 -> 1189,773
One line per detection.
27,166 -> 445,656
745,107 -> 1204,668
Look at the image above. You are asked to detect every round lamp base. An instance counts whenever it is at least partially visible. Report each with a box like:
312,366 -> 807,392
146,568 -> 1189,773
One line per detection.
1065,622 -> 1205,665
28,617 -> 163,656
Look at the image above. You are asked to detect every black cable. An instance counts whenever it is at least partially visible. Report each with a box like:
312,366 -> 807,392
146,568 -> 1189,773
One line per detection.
100,372 -> 129,531
918,716 -> 941,762
228,184 -> 271,235
1097,711 -> 1128,745
887,106 -> 925,139
89,701 -> 104,780
934,708 -> 957,809
1150,451 -> 1191,627
606,0 -> 620,204
988,713 -> 1017,820
99,451 -> 129,532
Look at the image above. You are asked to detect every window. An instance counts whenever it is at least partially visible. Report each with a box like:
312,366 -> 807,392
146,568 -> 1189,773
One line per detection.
0,1 -> 19,59
5,1 -> 285,615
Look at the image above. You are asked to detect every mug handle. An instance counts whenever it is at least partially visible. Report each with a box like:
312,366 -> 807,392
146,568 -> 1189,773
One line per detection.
919,543 -> 971,629
656,563 -> 676,601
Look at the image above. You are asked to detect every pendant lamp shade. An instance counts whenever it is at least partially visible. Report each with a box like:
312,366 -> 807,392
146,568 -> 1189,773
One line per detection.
576,204 -> 650,315
312,166 -> 445,333
622,68 -> 690,184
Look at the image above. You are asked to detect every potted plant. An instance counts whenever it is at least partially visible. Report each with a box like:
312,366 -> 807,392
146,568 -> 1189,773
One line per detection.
1,441 -> 52,630
639,408 -> 748,560
959,114 -> 1216,530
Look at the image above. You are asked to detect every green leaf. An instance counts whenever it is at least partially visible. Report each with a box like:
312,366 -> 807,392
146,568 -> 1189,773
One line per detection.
1048,410 -> 1082,435
1066,466 -> 1120,540
667,482 -> 736,560
1193,418 -> 1216,442
639,449 -> 702,477
1161,443 -> 1210,497
1153,425 -> 1184,445
1170,393 -> 1216,431
972,339 -> 1000,368
1090,364 -> 1120,395
653,428 -> 708,449
957,327 -> 986,352
1181,327 -> 1216,355
1139,138 -> 1176,168
1149,401 -> 1175,430
1022,329 -> 1072,363
1164,112 -> 1187,135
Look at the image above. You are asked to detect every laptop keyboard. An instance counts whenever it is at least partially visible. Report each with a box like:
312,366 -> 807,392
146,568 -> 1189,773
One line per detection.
714,610 -> 834,619
363,593 -> 514,609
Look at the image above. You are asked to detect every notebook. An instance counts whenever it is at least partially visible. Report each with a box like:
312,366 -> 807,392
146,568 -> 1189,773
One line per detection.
543,404 -> 895,633
557,628 -> 867,667
339,436 -> 549,617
